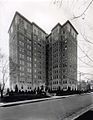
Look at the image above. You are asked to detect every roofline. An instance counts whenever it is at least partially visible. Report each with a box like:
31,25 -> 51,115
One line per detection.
46,33 -> 52,38
51,23 -> 62,31
62,20 -> 78,34
32,22 -> 46,34
8,12 -> 78,36
8,12 -> 17,33
8,11 -> 32,33
8,11 -> 47,35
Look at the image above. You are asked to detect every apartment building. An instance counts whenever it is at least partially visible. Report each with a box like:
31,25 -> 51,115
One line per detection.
9,12 -> 78,91
46,21 -> 78,91
32,23 -> 46,89
9,12 -> 46,91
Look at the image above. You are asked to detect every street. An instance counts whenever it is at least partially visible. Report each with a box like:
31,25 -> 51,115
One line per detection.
0,93 -> 93,120
75,109 -> 93,120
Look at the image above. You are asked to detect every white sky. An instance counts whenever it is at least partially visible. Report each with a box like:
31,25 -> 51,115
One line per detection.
0,0 -> 93,82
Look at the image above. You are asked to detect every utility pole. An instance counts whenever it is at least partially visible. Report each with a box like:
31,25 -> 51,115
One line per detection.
79,72 -> 82,82
79,72 -> 82,90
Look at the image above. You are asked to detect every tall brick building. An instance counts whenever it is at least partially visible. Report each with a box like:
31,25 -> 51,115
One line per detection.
9,12 -> 46,91
46,21 -> 78,91
9,12 -> 78,91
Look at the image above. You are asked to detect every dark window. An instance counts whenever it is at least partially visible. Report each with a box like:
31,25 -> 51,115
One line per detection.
63,75 -> 66,78
63,30 -> 65,34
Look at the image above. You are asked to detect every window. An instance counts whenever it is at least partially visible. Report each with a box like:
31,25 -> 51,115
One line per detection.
19,54 -> 24,59
19,60 -> 24,65
19,40 -> 24,47
21,85 -> 23,89
27,45 -> 31,50
63,75 -> 66,78
63,80 -> 67,84
27,39 -> 31,44
34,64 -> 36,67
63,63 -> 67,67
63,30 -> 65,34
38,38 -> 40,42
34,75 -> 36,78
20,66 -> 24,71
27,63 -> 31,67
34,58 -> 37,61
65,47 -> 67,50
19,47 -> 24,53
34,69 -> 36,73
27,51 -> 31,56
65,40 -> 67,43
27,68 -> 31,73
20,72 -> 25,76
27,56 -> 31,61
63,53 -> 65,56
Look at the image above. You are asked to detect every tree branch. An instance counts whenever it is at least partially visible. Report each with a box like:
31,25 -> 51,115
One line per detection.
72,0 -> 93,20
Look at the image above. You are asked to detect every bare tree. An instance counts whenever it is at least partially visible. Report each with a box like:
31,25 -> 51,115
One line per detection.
0,52 -> 9,98
52,0 -> 93,20
0,49 -> 19,98
72,0 -> 93,20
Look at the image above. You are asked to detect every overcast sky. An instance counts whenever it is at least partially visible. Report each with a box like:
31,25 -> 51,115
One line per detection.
0,0 -> 93,82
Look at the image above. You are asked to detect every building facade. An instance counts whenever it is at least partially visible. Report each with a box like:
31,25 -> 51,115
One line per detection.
9,12 -> 46,91
9,12 -> 78,91
46,21 -> 78,91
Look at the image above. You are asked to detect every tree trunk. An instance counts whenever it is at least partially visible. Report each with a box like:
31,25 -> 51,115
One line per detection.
1,90 -> 3,98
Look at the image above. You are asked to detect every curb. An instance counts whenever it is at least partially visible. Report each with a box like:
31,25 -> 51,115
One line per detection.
63,104 -> 93,120
0,93 -> 91,107
0,94 -> 75,107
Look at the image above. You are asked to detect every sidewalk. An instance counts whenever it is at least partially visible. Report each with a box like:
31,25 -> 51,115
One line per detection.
0,93 -> 91,107
0,102 -> 4,106
0,94 -> 76,107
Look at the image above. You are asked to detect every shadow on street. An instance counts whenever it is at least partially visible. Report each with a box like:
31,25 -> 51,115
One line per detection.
75,110 -> 93,120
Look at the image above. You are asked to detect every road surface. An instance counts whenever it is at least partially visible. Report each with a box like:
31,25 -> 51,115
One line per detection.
75,109 -> 93,120
0,93 -> 93,120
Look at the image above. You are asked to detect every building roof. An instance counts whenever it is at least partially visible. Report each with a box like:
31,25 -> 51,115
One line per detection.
62,20 -> 78,34
8,11 -> 32,33
32,22 -> 46,34
51,23 -> 62,31
46,33 -> 52,38
8,11 -> 47,34
8,12 -> 78,36
51,20 -> 78,34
